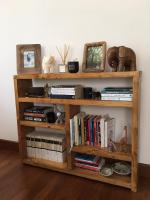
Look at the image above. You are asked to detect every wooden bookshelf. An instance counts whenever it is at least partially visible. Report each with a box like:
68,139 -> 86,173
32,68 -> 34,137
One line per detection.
14,71 -> 141,192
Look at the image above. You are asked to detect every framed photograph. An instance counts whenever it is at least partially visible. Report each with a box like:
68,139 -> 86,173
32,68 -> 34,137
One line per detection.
16,44 -> 41,74
82,41 -> 106,72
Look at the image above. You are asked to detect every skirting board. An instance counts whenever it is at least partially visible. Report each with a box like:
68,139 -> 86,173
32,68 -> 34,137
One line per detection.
0,139 -> 19,152
0,139 -> 149,178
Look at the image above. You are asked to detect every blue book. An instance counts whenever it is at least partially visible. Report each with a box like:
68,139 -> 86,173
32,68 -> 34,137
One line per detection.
75,153 -> 100,165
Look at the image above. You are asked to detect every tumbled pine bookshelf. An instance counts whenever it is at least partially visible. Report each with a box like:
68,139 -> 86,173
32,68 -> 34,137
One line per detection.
14,71 -> 141,192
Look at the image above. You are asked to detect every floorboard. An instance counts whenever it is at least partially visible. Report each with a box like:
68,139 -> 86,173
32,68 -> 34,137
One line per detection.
0,150 -> 149,200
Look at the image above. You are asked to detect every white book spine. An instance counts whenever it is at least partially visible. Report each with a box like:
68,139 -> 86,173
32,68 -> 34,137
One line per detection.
101,96 -> 132,101
70,119 -> 73,148
101,93 -> 133,97
100,118 -> 105,148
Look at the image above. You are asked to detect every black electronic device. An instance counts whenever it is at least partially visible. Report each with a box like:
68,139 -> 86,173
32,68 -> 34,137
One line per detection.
25,87 -> 44,97
83,87 -> 93,99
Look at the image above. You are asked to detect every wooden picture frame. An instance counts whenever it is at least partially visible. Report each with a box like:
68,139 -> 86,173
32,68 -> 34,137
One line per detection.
16,44 -> 41,74
82,41 -> 106,72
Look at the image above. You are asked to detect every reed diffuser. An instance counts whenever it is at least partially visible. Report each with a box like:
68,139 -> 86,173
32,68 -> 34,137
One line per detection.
56,44 -> 70,72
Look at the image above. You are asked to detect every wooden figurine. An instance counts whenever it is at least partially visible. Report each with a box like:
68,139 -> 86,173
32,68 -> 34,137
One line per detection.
107,46 -> 136,71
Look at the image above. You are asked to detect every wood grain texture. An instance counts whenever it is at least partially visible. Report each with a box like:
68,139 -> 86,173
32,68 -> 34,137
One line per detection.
14,71 -> 141,79
0,150 -> 150,200
18,97 -> 133,107
72,145 -> 132,162
131,71 -> 141,192
20,120 -> 65,130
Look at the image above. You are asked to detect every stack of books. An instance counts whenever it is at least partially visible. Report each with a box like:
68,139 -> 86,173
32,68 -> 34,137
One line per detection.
74,153 -> 105,172
26,131 -> 67,162
24,106 -> 53,122
101,87 -> 133,101
50,85 -> 83,99
70,113 -> 115,148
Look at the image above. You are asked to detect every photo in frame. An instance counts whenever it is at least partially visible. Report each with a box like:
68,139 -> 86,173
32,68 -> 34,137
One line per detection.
16,44 -> 41,74
82,41 -> 106,72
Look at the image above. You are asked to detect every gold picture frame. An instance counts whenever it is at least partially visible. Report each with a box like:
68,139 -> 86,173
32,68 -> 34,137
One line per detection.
82,41 -> 106,72
16,44 -> 41,74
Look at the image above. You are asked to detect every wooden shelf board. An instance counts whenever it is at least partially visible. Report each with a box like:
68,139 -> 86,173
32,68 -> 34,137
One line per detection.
70,167 -> 131,189
14,71 -> 141,79
18,97 -> 133,108
23,158 -> 68,171
20,120 -> 65,130
72,145 -> 132,162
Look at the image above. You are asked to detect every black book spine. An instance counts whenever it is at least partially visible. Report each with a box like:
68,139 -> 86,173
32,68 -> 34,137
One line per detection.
51,94 -> 75,99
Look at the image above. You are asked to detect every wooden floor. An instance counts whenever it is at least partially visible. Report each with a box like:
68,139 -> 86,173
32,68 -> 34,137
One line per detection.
0,150 -> 150,200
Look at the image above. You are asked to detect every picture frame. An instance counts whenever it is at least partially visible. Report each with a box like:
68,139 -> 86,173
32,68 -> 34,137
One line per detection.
16,44 -> 41,74
82,41 -> 106,72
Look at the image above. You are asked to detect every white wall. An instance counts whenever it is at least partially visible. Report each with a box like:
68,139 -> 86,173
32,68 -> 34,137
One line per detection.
0,0 -> 150,164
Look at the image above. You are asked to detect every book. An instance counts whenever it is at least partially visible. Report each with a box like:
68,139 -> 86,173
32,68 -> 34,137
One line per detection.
102,87 -> 133,92
51,94 -> 83,99
24,106 -> 53,114
74,162 -> 100,171
74,158 -> 105,172
101,96 -> 132,101
101,93 -> 133,97
94,116 -> 101,146
100,115 -> 109,148
70,118 -> 75,148
74,114 -> 79,146
74,153 -> 100,165
26,131 -> 67,162
24,112 -> 45,118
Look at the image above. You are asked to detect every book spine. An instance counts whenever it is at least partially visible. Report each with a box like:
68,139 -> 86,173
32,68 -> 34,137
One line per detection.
101,93 -> 133,97
74,115 -> 79,145
81,113 -> 85,145
75,162 -> 99,171
51,94 -> 75,99
101,96 -> 132,101
70,118 -> 73,148
24,112 -> 45,117
100,118 -> 105,148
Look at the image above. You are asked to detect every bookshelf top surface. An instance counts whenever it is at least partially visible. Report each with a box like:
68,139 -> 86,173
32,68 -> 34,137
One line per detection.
14,71 -> 141,79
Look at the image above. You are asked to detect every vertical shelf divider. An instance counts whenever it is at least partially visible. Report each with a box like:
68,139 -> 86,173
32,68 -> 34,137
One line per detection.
64,105 -> 80,169
131,72 -> 140,192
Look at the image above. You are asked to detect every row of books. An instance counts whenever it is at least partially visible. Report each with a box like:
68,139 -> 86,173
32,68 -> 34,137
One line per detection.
70,112 -> 115,148
74,153 -> 105,172
50,85 -> 83,99
101,87 -> 133,101
26,131 -> 66,162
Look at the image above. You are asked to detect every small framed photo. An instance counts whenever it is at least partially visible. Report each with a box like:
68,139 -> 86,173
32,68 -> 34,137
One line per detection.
82,41 -> 106,72
16,44 -> 41,74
